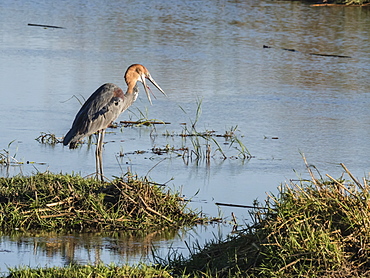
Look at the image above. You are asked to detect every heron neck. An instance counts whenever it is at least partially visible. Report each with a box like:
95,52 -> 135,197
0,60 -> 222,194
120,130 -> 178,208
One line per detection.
123,83 -> 138,110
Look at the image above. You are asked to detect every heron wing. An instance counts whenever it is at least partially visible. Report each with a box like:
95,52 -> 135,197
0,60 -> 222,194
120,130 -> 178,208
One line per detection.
64,83 -> 125,146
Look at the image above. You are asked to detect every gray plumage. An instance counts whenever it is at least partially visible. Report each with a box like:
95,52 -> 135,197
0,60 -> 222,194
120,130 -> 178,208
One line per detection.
63,83 -> 137,149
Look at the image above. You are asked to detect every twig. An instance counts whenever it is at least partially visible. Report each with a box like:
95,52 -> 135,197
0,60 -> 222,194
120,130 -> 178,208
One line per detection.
138,195 -> 173,223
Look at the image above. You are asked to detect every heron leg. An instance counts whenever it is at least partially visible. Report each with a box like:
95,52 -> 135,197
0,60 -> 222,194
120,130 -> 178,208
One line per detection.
95,130 -> 105,181
95,131 -> 100,180
99,130 -> 105,181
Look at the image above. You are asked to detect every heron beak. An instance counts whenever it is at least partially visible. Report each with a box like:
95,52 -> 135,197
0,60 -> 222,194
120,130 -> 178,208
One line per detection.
141,74 -> 167,105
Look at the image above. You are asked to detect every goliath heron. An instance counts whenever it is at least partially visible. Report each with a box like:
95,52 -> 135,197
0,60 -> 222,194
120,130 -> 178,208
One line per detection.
63,64 -> 166,180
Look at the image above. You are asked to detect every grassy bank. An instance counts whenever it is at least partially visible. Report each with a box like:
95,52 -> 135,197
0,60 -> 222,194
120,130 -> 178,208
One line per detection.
4,164 -> 370,277
307,0 -> 370,5
330,0 -> 369,4
169,163 -> 370,277
0,172 -> 203,232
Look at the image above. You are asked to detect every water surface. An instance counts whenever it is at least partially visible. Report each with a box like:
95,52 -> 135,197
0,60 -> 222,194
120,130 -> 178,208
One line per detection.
0,0 -> 370,273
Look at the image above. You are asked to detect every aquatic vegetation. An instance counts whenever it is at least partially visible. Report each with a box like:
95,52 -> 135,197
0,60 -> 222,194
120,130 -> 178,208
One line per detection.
118,106 -> 171,128
119,120 -> 171,128
35,132 -> 62,145
0,172 -> 204,232
0,140 -> 22,166
36,98 -> 252,162
162,100 -> 252,161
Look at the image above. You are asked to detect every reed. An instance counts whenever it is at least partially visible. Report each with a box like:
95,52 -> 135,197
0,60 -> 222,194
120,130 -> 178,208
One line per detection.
171,100 -> 252,161
0,172 -> 204,232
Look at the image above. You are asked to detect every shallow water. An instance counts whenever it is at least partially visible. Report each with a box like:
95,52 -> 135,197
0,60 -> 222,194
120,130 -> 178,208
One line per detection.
0,0 -> 370,273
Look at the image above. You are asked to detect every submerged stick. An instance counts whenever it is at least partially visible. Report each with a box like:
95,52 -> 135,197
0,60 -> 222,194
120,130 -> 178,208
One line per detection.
215,202 -> 267,210
263,44 -> 351,58
28,23 -> 65,29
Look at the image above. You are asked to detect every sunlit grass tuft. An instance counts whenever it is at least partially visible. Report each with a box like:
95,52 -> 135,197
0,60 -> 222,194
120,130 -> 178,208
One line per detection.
6,263 -> 173,278
162,162 -> 370,277
0,172 -> 204,232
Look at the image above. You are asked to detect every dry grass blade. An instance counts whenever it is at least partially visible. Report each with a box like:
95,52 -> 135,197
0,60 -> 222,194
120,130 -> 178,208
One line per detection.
301,153 -> 318,187
45,197 -> 74,207
340,163 -> 364,190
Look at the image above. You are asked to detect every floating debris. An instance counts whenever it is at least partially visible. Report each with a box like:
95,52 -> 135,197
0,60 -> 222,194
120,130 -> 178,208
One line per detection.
264,135 -> 279,140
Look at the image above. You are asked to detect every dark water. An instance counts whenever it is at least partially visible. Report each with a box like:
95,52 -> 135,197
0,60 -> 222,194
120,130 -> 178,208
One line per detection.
0,0 -> 370,273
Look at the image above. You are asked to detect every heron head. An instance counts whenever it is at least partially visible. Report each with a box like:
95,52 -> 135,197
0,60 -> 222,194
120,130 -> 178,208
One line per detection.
125,64 -> 167,105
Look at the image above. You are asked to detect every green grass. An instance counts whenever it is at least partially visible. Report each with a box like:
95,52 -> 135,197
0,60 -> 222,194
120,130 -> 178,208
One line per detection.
0,172 -> 204,232
6,264 -> 173,278
163,163 -> 370,277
